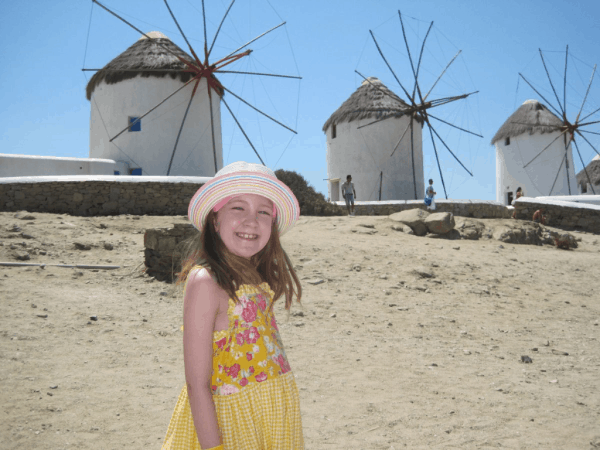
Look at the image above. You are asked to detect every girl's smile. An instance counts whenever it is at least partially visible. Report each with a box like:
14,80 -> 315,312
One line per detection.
214,194 -> 274,258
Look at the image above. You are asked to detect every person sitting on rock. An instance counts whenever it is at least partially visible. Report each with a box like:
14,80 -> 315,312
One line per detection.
532,208 -> 546,225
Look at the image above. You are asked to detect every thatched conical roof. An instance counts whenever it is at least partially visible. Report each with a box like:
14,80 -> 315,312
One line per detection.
86,31 -> 222,100
576,154 -> 600,188
322,77 -> 413,132
491,99 -> 563,145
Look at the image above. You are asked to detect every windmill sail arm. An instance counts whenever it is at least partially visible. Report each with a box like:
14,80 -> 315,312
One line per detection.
221,22 -> 286,61
222,86 -> 297,134
217,70 -> 301,79
428,113 -> 483,137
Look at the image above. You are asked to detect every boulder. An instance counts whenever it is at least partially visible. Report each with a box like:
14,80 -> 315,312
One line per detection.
455,218 -> 485,240
389,209 -> 430,236
424,212 -> 455,234
391,223 -> 414,235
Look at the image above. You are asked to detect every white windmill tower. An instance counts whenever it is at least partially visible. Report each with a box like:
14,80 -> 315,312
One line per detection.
323,77 -> 424,202
84,0 -> 301,177
491,99 -> 577,205
87,31 -> 223,176
324,12 -> 480,202
494,46 -> 600,205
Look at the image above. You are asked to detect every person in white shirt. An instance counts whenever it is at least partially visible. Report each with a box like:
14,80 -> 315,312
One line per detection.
341,175 -> 356,216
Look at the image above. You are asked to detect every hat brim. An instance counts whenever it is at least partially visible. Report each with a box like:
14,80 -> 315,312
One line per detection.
188,171 -> 300,236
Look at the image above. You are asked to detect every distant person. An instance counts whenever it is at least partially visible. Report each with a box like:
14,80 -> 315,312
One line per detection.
424,179 -> 436,210
341,174 -> 356,216
512,187 -> 524,219
532,208 -> 547,225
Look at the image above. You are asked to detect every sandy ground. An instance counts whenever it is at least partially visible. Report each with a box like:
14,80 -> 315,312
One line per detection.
1,211 -> 600,450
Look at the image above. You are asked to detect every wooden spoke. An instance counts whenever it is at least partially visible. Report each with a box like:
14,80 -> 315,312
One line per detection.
217,70 -> 301,79
221,86 -> 297,134
549,153 -> 567,196
221,97 -> 266,165
539,48 -> 565,116
109,76 -> 197,142
428,113 -> 483,137
573,139 -> 596,194
523,130 -> 567,168
369,30 -> 414,105
167,79 -> 200,175
423,51 -> 461,102
410,118 -> 417,199
428,122 -> 473,176
518,73 -> 563,118
207,0 -> 236,59
575,129 -> 600,157
222,22 -> 286,61
92,0 -> 198,73
575,64 -> 596,122
563,45 -> 568,119
389,121 -> 412,157
163,0 -> 203,65
427,125 -> 448,199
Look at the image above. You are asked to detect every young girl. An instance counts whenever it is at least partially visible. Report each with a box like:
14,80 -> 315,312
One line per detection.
162,161 -> 304,450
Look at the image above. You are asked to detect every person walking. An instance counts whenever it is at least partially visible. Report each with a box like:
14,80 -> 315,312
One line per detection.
424,179 -> 436,210
341,175 -> 356,216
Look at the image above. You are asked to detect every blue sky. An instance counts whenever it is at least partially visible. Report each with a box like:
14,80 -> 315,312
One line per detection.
2,0 -> 600,200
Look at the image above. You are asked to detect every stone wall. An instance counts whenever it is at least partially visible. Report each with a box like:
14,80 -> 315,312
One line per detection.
341,199 -> 511,219
514,197 -> 600,234
0,179 -> 205,216
144,223 -> 197,282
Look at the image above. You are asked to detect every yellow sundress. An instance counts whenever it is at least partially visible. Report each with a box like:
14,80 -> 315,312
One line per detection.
162,271 -> 304,450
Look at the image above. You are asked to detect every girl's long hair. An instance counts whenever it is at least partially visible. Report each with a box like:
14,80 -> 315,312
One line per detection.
178,210 -> 301,309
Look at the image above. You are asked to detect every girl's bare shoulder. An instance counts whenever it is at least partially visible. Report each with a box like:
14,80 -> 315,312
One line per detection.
185,267 -> 228,305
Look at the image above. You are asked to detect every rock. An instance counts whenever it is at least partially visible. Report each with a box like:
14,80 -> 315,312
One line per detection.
551,349 -> 569,356
74,242 -> 91,251
353,228 -> 377,235
391,223 -> 414,234
21,233 -> 34,240
9,225 -> 22,233
358,223 -> 375,229
352,264 -> 361,272
424,212 -> 456,234
15,252 -> 31,261
456,218 -> 485,240
307,279 -> 325,285
90,315 -> 98,321
521,355 -> 533,363
452,246 -> 460,250
426,229 -> 461,240
103,243 -> 114,251
18,214 -> 36,220
412,269 -> 435,279
389,209 -> 430,236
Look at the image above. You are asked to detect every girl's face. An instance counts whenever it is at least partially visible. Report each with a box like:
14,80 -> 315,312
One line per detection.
214,194 -> 274,259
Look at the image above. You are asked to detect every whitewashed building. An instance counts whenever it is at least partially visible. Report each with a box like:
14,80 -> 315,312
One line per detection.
323,77 -> 423,201
86,31 -> 223,176
492,99 -> 577,205
0,154 -> 121,177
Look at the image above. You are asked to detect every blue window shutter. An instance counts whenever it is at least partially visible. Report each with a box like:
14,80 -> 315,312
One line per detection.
129,117 -> 141,132
130,168 -> 142,176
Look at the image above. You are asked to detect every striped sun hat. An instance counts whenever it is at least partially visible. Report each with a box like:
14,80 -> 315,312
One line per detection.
188,161 -> 300,236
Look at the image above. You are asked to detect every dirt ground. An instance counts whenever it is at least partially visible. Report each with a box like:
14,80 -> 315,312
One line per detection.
1,211 -> 599,450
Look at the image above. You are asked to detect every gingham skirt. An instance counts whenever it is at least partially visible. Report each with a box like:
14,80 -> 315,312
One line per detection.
162,372 -> 304,450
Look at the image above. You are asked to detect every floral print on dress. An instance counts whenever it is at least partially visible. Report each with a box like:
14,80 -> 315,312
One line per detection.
208,281 -> 294,396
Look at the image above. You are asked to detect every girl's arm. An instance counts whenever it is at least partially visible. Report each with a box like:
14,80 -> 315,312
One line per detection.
183,269 -> 227,448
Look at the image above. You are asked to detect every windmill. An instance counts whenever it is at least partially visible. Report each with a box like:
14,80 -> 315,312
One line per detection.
83,0 -> 301,176
493,46 -> 599,202
324,11 -> 481,201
